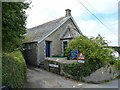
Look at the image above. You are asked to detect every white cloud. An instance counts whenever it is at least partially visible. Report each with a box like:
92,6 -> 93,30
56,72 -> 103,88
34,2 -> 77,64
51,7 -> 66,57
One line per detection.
26,0 -> 118,46
76,19 -> 118,46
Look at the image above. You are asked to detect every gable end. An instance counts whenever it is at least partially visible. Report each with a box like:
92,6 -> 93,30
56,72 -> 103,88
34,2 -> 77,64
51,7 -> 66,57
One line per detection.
37,16 -> 83,43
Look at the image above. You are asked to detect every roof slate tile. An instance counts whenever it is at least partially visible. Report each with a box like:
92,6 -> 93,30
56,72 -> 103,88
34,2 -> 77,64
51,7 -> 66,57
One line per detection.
24,16 -> 67,43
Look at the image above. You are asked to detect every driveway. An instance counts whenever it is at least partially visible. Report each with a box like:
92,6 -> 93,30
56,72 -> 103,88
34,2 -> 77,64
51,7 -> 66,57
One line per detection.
24,66 -> 119,88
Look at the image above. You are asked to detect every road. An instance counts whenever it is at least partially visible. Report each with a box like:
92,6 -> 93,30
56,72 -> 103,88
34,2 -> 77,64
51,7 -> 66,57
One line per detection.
24,66 -> 119,88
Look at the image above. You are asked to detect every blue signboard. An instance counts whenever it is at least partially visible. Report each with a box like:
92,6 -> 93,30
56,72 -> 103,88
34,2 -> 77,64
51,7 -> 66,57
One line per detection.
70,49 -> 78,58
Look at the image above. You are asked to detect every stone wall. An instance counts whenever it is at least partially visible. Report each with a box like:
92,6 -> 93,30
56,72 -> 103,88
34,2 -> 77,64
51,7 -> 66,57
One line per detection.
44,57 -> 77,75
44,58 -> 119,83
82,65 -> 119,83
44,18 -> 81,57
22,42 -> 38,66
38,41 -> 45,63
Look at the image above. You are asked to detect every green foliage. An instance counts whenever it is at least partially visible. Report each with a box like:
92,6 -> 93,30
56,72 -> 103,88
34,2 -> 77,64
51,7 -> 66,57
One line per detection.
62,59 -> 106,78
113,59 -> 120,70
2,2 -> 29,52
65,36 -> 115,64
63,35 -> 116,78
2,51 -> 27,88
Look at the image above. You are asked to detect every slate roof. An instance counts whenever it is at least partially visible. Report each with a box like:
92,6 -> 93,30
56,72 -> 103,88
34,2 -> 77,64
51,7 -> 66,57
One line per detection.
24,16 -> 70,43
24,14 -> 83,43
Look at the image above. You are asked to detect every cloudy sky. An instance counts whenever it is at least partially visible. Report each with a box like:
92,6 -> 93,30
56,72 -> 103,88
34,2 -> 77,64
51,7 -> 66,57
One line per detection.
26,0 -> 119,46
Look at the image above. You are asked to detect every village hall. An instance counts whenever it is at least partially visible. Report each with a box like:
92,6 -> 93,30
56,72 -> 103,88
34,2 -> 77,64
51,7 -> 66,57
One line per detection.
23,9 -> 83,66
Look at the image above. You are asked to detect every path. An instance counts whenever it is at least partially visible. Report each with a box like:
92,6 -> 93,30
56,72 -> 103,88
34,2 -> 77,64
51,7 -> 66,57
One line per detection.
24,66 -> 119,88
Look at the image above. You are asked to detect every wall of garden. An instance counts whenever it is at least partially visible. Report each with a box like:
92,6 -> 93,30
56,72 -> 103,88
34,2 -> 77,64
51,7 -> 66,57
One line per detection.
44,57 -> 119,83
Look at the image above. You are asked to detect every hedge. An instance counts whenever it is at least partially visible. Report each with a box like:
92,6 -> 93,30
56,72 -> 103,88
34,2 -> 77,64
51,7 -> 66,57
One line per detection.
63,36 -> 117,80
62,60 -> 106,79
2,51 -> 27,88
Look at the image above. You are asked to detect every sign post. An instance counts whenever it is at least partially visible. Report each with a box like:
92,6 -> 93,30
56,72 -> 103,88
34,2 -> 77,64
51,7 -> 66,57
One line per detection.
49,64 -> 60,75
77,52 -> 85,63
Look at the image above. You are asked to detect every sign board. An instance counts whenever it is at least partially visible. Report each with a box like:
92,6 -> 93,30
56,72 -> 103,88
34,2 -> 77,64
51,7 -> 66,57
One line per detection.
49,64 -> 59,67
78,60 -> 85,63
77,53 -> 85,60
70,49 -> 78,58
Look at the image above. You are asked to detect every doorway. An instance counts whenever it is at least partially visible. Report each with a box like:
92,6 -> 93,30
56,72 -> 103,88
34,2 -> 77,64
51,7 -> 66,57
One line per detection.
46,41 -> 51,57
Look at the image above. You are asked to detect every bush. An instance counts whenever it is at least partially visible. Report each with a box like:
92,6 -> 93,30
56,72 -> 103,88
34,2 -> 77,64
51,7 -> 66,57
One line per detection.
113,59 -> 120,70
63,36 -> 116,78
2,51 -> 27,88
62,59 -> 106,78
65,36 -> 115,63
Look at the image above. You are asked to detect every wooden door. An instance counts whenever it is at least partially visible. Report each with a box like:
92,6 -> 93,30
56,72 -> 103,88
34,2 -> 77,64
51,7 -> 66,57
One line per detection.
46,41 -> 51,57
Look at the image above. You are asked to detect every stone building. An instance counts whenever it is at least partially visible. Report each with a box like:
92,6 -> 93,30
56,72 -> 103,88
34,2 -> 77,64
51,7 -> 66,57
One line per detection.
23,9 -> 83,66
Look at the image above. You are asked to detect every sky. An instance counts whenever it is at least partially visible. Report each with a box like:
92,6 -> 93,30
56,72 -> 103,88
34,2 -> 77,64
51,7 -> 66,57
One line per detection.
26,0 -> 119,46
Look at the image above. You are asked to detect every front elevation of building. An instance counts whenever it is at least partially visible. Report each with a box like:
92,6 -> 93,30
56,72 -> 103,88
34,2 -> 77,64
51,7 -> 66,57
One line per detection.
23,9 -> 83,66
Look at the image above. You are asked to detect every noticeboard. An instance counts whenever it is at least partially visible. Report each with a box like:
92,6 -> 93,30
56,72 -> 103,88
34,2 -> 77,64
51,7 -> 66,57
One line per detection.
70,49 -> 78,58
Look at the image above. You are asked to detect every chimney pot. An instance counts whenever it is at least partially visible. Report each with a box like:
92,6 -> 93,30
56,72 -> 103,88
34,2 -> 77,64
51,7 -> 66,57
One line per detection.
65,9 -> 71,16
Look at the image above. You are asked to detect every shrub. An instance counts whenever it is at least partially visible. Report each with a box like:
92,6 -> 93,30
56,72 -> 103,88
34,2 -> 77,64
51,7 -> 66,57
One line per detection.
113,59 -> 120,70
63,36 -> 116,79
65,36 -> 115,63
2,51 -> 27,88
62,59 -> 106,78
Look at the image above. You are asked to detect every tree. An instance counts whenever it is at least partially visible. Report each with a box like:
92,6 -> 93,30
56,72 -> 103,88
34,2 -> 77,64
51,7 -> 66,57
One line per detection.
2,2 -> 29,52
66,35 -> 115,63
63,35 -> 117,78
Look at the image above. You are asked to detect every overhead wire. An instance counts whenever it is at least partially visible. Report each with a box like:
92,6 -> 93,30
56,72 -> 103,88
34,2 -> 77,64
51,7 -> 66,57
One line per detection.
83,0 -> 118,38
76,0 -> 118,37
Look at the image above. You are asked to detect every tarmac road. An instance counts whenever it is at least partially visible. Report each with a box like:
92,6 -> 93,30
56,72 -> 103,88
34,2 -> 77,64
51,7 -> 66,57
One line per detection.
24,66 -> 119,88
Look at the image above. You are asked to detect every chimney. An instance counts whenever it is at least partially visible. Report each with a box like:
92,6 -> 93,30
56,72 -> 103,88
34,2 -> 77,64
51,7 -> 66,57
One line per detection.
65,9 -> 71,17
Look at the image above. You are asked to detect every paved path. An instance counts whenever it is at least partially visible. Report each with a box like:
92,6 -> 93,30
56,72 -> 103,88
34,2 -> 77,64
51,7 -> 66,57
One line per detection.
24,66 -> 119,88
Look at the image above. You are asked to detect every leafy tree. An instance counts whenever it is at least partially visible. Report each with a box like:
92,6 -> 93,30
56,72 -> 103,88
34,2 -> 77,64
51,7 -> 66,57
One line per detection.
63,35 -> 116,78
2,2 -> 29,52
65,35 -> 115,64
